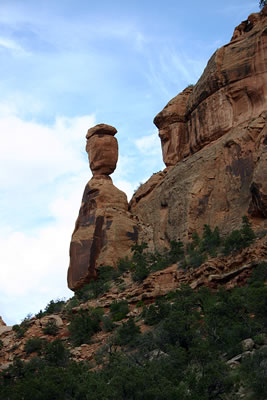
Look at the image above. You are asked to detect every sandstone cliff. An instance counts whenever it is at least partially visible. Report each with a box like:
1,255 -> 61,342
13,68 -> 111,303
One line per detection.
130,7 -> 267,250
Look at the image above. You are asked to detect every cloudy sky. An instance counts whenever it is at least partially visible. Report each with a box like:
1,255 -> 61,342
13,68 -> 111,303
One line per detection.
0,0 -> 258,325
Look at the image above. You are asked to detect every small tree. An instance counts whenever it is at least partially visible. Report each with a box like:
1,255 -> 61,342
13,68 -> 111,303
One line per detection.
24,337 -> 44,355
110,300 -> 129,321
114,318 -> 140,346
259,0 -> 267,9
42,319 -> 59,336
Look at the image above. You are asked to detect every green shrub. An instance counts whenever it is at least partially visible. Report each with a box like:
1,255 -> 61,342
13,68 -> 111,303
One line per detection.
117,257 -> 132,274
223,216 -> 255,255
253,333 -> 265,346
136,300 -> 145,308
241,347 -> 267,399
24,337 -> 44,355
43,339 -> 69,366
259,0 -> 267,10
223,229 -> 243,255
114,318 -> 140,346
76,280 -> 109,301
132,263 -> 150,282
75,266 -> 118,301
199,225 -> 221,256
45,299 -> 65,314
42,320 -> 59,336
110,300 -> 129,321
249,262 -> 267,284
35,310 -> 45,319
143,299 -> 171,326
12,324 -> 25,338
12,316 -> 32,338
186,249 -> 206,268
36,299 -> 65,318
102,316 -> 115,332
168,240 -> 184,263
64,296 -> 80,313
68,309 -> 102,346
241,216 -> 256,245
130,242 -> 151,282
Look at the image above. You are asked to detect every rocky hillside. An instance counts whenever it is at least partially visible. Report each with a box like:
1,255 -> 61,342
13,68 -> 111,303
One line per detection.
0,240 -> 266,398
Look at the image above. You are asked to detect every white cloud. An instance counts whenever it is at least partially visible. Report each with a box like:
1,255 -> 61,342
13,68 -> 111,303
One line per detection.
0,112 -> 95,188
135,132 -> 162,156
0,36 -> 29,56
0,201 -> 74,325
113,179 -> 137,202
0,164 -> 92,325
0,111 -> 96,324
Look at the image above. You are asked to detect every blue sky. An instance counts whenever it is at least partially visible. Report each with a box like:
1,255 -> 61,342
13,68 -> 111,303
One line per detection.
0,0 -> 258,325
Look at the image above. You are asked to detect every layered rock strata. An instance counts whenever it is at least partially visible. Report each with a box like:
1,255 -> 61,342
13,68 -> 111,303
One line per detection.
68,125 -> 138,291
154,7 -> 267,166
130,113 -> 267,249
130,8 -> 267,248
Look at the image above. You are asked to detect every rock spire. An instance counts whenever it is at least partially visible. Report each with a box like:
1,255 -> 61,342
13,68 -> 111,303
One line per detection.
68,124 -> 138,291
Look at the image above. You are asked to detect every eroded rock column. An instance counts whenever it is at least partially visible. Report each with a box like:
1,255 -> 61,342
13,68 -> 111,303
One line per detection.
68,124 -> 138,291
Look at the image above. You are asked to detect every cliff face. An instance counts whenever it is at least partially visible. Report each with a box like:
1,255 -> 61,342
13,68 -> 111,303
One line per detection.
153,8 -> 267,166
130,8 -> 267,250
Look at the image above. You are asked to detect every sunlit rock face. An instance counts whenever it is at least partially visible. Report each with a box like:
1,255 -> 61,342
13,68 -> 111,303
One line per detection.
130,8 -> 267,250
155,8 -> 267,166
68,124 -> 138,291
130,113 -> 267,250
154,87 -> 193,166
86,124 -> 118,177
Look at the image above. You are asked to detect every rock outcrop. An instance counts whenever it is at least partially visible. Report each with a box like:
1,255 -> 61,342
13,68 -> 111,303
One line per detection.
68,125 -> 138,291
86,124 -> 118,176
130,8 -> 267,249
154,7 -> 267,166
130,113 -> 267,248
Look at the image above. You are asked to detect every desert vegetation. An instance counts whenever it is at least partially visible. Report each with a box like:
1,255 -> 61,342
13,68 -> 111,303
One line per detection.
0,220 -> 266,399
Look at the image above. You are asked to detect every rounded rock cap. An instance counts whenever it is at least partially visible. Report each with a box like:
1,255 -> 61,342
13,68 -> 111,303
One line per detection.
86,123 -> 117,140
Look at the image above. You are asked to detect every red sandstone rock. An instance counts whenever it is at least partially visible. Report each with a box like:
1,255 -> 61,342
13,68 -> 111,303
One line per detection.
130,9 -> 267,247
68,124 -> 140,291
0,317 -> 6,326
68,176 -> 138,291
130,113 -> 267,248
154,87 -> 193,166
154,9 -> 267,167
86,124 -> 118,176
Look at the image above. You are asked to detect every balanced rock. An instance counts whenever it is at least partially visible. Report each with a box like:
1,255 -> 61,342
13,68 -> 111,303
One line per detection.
68,125 -> 138,291
86,123 -> 118,176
